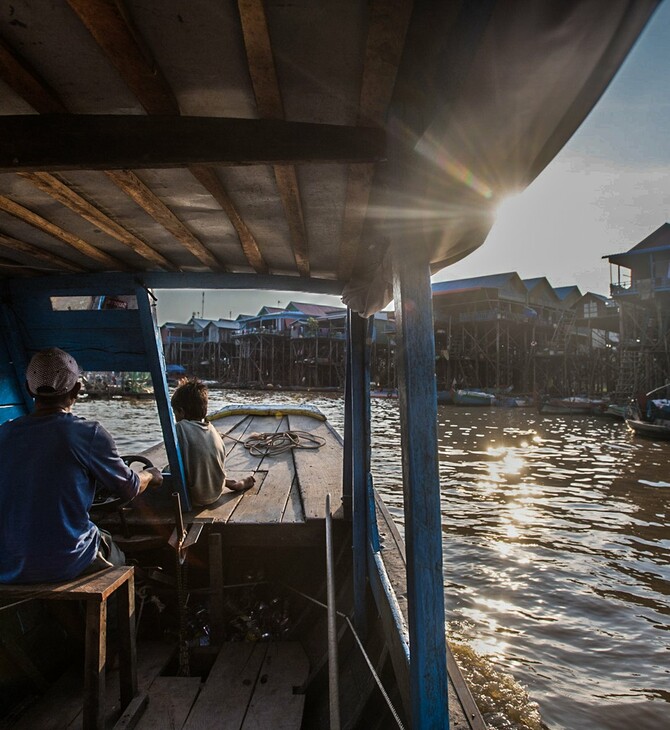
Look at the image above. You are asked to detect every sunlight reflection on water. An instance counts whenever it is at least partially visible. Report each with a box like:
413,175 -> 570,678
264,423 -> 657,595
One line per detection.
76,392 -> 670,730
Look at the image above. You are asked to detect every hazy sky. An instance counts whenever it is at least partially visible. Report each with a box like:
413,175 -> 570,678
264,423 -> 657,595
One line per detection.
436,2 -> 670,295
157,4 -> 669,324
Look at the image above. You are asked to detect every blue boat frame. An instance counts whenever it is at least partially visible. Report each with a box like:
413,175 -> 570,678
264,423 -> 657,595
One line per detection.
1,265 -> 452,727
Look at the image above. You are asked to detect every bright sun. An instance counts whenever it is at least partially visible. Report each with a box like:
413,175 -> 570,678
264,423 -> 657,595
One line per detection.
494,192 -> 524,224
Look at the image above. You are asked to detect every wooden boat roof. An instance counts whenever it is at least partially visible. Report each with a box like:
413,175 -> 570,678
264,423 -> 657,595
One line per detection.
0,0 -> 659,314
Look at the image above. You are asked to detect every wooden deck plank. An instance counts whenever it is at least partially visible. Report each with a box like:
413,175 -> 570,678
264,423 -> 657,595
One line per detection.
182,642 -> 267,730
134,677 -> 201,730
229,449 -> 298,524
213,415 -> 255,466
241,642 -> 309,730
191,470 -> 267,523
288,415 -> 342,520
281,479 -> 303,524
8,640 -> 174,730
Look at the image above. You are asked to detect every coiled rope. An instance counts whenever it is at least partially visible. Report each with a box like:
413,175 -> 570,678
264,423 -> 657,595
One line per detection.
223,430 -> 325,458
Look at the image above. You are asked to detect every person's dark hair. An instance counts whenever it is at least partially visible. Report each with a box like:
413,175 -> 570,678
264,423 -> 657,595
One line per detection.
34,383 -> 80,409
171,378 -> 208,421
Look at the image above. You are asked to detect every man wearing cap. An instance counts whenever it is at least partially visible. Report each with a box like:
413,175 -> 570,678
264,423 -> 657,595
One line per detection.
0,348 -> 162,584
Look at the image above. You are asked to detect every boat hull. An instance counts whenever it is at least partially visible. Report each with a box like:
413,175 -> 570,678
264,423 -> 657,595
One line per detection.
539,398 -> 606,415
626,418 -> 670,440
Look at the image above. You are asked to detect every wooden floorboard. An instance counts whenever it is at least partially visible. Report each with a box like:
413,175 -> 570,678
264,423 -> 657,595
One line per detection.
7,640 -> 174,730
281,478 -> 303,524
230,454 -> 298,524
241,642 -> 309,730
134,677 -> 201,730
182,642 -> 267,730
288,415 -> 342,520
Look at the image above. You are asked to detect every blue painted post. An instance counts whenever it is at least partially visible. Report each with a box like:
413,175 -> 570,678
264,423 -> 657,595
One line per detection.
342,310 -> 353,521
349,308 -> 369,636
135,286 -> 189,509
392,252 -> 449,728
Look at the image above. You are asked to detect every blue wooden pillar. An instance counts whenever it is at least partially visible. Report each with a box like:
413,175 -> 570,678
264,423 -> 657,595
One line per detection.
392,251 -> 449,729
347,307 -> 370,636
342,317 -> 353,522
135,286 -> 189,509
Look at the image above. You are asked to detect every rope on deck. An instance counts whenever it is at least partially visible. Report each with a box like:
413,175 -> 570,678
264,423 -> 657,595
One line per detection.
223,429 -> 326,457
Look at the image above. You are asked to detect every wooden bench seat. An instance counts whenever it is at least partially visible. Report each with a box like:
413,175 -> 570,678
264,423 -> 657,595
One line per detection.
0,567 -> 138,730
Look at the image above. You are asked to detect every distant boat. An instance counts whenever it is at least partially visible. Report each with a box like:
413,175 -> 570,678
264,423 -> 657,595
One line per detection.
605,403 -> 631,420
626,418 -> 670,440
451,387 -> 496,406
626,385 -> 670,439
437,390 -> 453,404
538,396 -> 606,415
496,395 -> 534,408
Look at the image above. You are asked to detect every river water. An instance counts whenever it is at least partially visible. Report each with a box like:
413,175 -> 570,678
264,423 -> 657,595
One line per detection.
76,391 -> 670,730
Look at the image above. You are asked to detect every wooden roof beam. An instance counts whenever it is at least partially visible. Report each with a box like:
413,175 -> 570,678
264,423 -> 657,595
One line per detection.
0,115 -> 385,173
0,36 -> 67,114
20,172 -> 175,270
105,170 -> 225,271
189,165 -> 268,275
338,0 -> 413,281
65,0 -> 179,115
0,232 -> 84,272
0,195 -> 126,270
238,0 -> 310,277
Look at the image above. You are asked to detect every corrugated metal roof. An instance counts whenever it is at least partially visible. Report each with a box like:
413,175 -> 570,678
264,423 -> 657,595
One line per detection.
554,285 -> 582,300
432,272 -> 520,294
604,223 -> 670,264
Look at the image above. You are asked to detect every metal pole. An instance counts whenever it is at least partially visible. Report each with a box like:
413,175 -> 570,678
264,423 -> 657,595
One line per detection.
325,494 -> 341,730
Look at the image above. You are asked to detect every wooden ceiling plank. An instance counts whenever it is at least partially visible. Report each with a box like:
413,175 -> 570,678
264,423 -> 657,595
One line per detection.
0,232 -> 84,272
0,195 -> 125,269
338,163 -> 376,280
189,165 -> 269,275
273,165 -> 309,277
105,170 -> 225,271
20,172 -> 175,270
338,0 -> 413,281
66,0 -> 179,116
238,0 -> 310,277
0,115 -> 385,173
0,36 -> 67,114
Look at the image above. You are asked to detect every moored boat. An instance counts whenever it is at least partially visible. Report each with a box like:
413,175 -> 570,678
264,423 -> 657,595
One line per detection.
538,396 -> 607,415
451,388 -> 497,406
625,385 -> 670,439
626,418 -> 670,440
605,403 -> 631,420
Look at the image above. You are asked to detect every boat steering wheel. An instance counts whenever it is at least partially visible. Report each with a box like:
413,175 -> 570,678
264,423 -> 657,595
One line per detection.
91,454 -> 156,511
